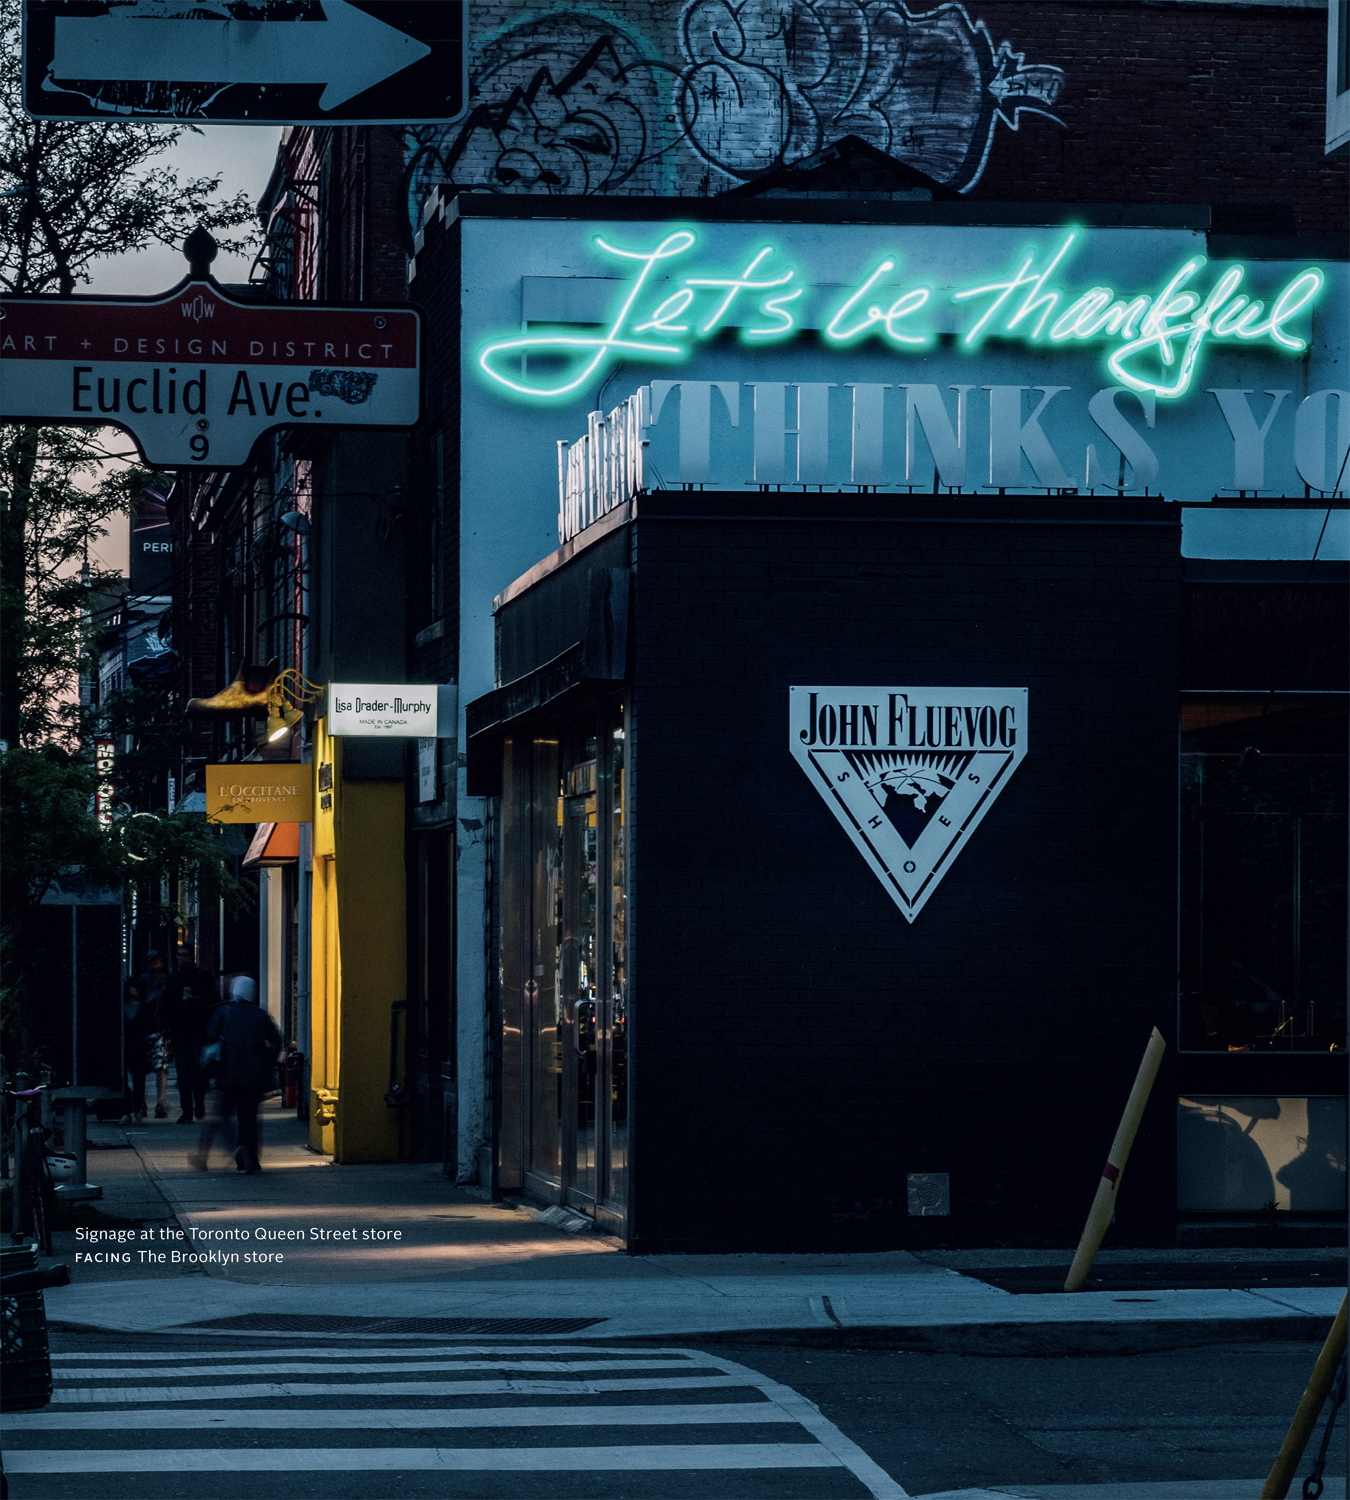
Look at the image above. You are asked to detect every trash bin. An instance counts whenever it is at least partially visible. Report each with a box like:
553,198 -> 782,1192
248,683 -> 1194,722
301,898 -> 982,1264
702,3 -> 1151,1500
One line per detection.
0,1242 -> 54,1411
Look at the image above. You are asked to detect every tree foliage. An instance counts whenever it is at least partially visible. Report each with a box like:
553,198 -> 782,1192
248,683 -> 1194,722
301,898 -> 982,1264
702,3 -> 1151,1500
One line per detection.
0,0 -> 257,297
87,675 -> 254,933
0,7 -> 260,1055
0,424 -> 139,748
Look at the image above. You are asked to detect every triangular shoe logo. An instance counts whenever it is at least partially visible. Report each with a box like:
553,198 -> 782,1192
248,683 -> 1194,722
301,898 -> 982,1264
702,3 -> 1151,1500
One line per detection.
790,686 -> 1027,923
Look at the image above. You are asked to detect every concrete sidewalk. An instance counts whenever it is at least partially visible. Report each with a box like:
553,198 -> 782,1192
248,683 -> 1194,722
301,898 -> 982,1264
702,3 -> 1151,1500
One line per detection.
913,1485 -> 1345,1499
40,1102 -> 1346,1350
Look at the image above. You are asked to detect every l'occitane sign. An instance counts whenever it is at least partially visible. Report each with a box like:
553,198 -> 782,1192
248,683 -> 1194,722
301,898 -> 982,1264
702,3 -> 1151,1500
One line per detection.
206,765 -> 312,823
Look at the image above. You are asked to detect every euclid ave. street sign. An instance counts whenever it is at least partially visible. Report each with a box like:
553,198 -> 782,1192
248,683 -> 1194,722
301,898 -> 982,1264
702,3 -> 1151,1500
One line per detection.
0,274 -> 422,468
22,0 -> 466,125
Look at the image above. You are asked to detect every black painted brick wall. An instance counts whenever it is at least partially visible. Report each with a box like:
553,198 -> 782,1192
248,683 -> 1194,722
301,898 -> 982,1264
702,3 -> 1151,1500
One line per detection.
968,2 -> 1346,239
408,218 -> 462,686
624,497 -> 1181,1252
1181,580 -> 1350,691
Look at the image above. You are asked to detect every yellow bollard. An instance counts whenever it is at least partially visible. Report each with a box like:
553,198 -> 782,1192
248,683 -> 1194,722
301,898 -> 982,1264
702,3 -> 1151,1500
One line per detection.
1259,1295 -> 1348,1500
1063,1026 -> 1166,1293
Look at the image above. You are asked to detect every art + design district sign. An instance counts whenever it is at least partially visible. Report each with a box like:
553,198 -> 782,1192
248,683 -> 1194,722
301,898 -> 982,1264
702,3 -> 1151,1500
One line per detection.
22,0 -> 466,125
790,686 -> 1027,924
0,280 -> 421,468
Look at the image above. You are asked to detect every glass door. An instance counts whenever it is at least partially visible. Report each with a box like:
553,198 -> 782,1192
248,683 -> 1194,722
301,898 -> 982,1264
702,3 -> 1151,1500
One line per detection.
561,762 -> 598,1210
597,713 -> 628,1234
504,709 -> 627,1231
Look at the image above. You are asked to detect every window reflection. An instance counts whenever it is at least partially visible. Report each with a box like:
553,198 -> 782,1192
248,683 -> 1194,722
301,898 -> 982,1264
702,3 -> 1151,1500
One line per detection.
1179,698 -> 1347,1052
608,716 -> 627,1207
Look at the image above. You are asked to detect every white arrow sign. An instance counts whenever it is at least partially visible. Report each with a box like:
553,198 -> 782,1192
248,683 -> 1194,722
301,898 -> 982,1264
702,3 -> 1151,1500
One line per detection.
51,1 -> 431,112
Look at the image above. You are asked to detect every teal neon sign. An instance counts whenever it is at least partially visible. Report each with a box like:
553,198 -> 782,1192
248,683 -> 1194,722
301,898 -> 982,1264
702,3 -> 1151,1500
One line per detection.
476,228 -> 1325,404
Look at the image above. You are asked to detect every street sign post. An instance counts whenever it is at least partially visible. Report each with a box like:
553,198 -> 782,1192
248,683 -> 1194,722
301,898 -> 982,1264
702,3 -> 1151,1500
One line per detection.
22,0 -> 466,125
0,271 -> 422,469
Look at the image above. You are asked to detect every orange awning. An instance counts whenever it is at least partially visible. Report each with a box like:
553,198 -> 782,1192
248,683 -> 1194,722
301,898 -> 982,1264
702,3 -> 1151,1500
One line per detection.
241,822 -> 301,869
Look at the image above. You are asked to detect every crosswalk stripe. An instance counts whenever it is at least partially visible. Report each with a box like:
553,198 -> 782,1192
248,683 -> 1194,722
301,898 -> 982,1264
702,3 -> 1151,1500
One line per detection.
0,1401 -> 796,1433
54,1356 -> 703,1379
33,1343 -> 911,1498
4,1444 -> 844,1474
51,1374 -> 749,1404
737,1368 -> 910,1499
50,1344 -> 666,1361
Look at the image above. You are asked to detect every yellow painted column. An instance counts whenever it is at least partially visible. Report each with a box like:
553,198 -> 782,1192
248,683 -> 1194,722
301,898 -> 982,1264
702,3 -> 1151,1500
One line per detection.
309,722 -> 340,1156
332,779 -> 405,1162
307,718 -> 405,1163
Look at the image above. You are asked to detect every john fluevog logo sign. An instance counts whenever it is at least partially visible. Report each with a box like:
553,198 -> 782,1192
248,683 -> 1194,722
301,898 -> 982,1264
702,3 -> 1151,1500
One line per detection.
790,686 -> 1027,923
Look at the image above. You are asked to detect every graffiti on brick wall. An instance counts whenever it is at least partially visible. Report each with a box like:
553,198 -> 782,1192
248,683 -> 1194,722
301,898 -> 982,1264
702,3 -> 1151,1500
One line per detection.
403,2 -> 1062,239
677,0 -> 1061,189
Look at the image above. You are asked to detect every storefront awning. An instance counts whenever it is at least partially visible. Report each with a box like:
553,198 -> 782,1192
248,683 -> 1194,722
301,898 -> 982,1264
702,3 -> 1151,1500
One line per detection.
241,821 -> 300,869
466,567 -> 630,796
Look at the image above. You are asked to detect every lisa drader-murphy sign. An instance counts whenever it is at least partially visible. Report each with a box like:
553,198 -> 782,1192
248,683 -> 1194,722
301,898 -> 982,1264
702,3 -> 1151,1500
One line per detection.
328,684 -> 437,738
791,686 -> 1027,923
0,280 -> 421,468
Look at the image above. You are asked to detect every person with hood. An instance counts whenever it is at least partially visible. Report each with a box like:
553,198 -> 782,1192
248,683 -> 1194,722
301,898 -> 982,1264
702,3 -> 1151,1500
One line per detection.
190,976 -> 282,1174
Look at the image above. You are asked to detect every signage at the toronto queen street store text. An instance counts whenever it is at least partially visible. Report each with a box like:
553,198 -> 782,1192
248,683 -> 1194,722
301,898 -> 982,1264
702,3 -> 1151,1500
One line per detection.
477,228 -> 1326,404
328,684 -> 436,739
790,686 -> 1028,923
22,1 -> 467,126
0,281 -> 421,468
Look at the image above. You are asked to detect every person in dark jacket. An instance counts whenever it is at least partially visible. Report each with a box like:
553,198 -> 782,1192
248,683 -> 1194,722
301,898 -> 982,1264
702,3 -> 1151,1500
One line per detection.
137,950 -> 172,1117
190,976 -> 281,1174
163,949 -> 218,1124
120,979 -> 151,1123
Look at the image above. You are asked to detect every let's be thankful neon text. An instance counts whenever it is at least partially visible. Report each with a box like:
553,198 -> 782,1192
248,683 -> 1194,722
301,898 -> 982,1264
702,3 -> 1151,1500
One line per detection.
476,229 -> 1324,403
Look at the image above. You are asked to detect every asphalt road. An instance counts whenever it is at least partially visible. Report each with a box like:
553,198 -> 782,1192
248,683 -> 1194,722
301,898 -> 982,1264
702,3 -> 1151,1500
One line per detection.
1,1330 -> 1336,1499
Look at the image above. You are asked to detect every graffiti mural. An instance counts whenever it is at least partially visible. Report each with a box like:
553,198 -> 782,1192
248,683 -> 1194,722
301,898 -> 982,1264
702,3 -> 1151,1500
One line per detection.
677,0 -> 1061,190
403,2 -> 1062,238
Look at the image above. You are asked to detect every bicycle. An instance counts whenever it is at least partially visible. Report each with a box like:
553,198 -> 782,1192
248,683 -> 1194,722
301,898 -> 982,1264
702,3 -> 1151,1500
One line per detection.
0,1254 -> 69,1500
5,1090 -> 54,1257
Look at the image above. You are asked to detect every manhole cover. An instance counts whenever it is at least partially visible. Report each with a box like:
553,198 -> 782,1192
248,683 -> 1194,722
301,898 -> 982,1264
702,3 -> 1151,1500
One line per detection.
182,1313 -> 607,1336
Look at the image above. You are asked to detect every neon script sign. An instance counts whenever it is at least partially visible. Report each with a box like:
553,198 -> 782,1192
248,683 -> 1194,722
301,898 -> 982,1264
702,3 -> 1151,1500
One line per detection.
477,229 -> 1324,404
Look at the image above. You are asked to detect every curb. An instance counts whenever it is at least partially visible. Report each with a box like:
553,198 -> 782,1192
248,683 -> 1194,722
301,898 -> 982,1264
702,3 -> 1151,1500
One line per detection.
600,1313 -> 1337,1354
46,1313 -> 1336,1354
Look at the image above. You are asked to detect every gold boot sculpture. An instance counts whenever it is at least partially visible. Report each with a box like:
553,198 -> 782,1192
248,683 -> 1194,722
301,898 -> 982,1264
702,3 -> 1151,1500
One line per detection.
186,662 -> 278,717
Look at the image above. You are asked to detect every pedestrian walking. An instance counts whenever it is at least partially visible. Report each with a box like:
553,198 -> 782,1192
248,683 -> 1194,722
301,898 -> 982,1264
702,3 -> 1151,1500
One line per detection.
190,976 -> 281,1174
120,978 -> 150,1123
137,950 -> 172,1118
163,947 -> 217,1124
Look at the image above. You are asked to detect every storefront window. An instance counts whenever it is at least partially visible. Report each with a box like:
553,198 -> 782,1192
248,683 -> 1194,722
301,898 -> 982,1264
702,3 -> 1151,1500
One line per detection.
1179,697 -> 1348,1052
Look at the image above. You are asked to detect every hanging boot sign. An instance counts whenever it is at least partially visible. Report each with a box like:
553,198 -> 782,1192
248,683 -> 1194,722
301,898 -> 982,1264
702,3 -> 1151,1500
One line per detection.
791,685 -> 1027,922
0,229 -> 421,468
